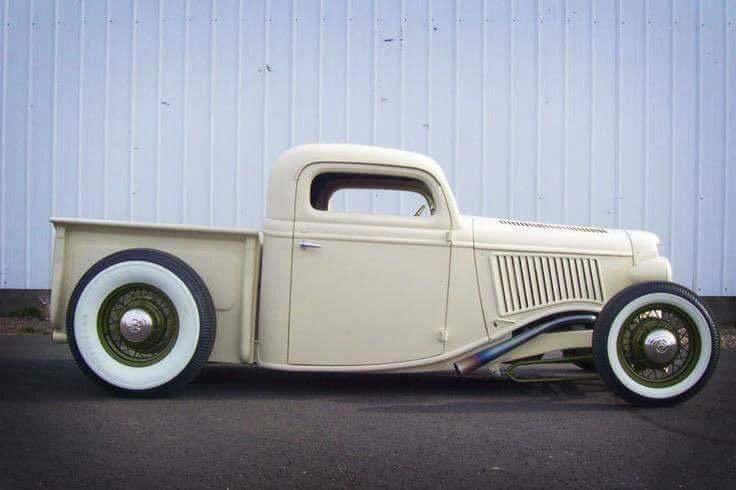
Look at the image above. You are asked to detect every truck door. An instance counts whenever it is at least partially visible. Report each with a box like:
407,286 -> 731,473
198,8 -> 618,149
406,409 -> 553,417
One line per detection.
288,162 -> 452,366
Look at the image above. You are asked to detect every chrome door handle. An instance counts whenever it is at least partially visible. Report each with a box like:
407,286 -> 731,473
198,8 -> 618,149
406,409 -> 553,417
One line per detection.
299,240 -> 322,249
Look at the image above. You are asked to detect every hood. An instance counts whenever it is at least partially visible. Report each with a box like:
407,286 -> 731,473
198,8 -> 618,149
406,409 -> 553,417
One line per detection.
469,217 -> 671,319
471,217 -> 632,257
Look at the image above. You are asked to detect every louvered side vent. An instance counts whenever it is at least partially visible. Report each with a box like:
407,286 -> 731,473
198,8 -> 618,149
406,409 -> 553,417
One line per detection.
492,254 -> 606,316
498,219 -> 608,234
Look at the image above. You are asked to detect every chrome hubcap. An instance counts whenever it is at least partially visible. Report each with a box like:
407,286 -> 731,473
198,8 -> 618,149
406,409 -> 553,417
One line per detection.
119,308 -> 154,343
643,329 -> 678,364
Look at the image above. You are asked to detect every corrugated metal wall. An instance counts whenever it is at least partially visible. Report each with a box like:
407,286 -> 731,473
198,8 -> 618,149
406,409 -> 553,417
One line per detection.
0,0 -> 734,295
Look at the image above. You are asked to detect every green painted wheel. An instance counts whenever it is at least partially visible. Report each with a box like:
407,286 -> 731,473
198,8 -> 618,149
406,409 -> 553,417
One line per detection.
68,249 -> 216,394
97,283 -> 179,367
593,282 -> 719,406
616,303 -> 700,388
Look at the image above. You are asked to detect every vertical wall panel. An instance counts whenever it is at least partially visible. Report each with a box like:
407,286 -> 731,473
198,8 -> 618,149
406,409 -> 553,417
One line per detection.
455,0 -> 483,215
130,0 -> 161,223
2,0 -> 31,287
671,0 -> 699,290
374,0 -> 401,214
402,0 -> 429,157
590,0 -> 617,229
538,0 -> 565,225
321,0 -> 349,212
0,1 -> 7,284
27,0 -> 54,287
0,0 -> 734,293
78,0 -> 105,218
644,0 -> 674,258
564,0 -> 592,225
106,1 -> 135,220
483,0 -> 512,218
510,0 -> 538,220
696,1 -> 727,295
211,0 -> 239,227
343,0 -> 373,213
184,0 -> 213,225
158,0 -> 186,224
321,0 -> 348,143
292,0 -> 320,147
238,0 -> 266,226
0,0 -> 5,286
725,0 -> 736,295
618,0 -> 646,230
264,0 -> 293,217
51,0 -> 80,222
400,0 -> 430,215
428,0 -> 456,206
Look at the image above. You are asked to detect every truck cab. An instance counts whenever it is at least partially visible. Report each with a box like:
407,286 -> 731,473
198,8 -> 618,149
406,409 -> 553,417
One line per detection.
258,145 -> 470,368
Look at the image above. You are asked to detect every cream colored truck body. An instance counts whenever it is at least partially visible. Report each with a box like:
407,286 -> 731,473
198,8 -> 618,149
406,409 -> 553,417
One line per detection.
50,144 -> 672,373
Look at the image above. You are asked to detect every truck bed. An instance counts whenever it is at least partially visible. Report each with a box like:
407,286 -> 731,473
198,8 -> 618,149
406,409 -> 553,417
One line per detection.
49,218 -> 261,364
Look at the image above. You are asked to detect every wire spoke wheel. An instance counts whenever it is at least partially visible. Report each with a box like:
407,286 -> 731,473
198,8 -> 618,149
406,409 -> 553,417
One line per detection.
68,249 -> 216,394
97,283 -> 180,367
593,281 -> 719,406
617,304 -> 700,388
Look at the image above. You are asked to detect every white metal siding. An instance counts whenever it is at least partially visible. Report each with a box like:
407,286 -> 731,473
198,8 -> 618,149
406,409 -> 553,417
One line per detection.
0,0 -> 734,295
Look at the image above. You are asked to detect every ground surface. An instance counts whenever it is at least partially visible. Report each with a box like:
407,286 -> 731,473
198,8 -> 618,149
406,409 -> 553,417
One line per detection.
1,336 -> 734,489
0,316 -> 52,336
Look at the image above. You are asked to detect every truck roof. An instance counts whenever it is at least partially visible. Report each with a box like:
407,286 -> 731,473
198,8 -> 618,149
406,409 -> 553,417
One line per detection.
266,144 -> 457,223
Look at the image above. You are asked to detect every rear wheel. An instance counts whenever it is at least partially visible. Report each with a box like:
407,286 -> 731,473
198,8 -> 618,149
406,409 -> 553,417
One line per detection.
592,282 -> 719,406
67,249 -> 216,395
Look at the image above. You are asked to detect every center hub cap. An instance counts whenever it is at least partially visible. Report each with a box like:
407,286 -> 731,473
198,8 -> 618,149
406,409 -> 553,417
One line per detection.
119,309 -> 154,343
643,329 -> 678,364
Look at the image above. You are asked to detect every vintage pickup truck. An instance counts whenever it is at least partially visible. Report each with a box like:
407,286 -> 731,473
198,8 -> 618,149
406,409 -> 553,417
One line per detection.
49,144 -> 719,406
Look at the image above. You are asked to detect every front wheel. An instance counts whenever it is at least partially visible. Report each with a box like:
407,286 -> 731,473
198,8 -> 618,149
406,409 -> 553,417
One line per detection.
592,282 -> 719,407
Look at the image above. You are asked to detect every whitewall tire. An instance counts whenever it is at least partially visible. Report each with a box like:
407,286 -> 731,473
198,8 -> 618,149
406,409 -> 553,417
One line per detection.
67,249 -> 216,395
592,282 -> 719,406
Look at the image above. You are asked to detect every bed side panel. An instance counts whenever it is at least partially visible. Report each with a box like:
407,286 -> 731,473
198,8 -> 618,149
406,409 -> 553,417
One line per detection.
51,222 -> 260,364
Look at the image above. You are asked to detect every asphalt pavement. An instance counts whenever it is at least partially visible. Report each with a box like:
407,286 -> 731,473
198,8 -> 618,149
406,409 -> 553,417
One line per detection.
1,336 -> 734,489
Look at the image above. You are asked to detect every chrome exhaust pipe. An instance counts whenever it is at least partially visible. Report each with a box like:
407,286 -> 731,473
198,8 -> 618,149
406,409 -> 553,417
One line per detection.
453,313 -> 597,376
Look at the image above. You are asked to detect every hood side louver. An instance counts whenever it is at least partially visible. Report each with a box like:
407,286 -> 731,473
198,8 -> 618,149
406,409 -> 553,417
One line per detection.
492,253 -> 606,316
498,219 -> 607,234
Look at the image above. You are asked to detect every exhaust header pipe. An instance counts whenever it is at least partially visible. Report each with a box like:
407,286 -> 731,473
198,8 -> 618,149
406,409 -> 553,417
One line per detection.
453,313 -> 597,376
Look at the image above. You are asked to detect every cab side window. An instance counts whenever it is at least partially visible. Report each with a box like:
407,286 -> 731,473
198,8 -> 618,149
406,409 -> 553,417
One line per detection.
310,172 -> 435,218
